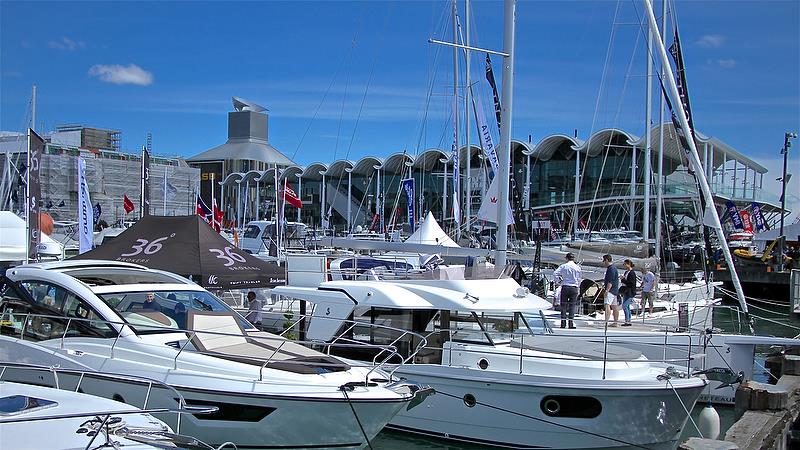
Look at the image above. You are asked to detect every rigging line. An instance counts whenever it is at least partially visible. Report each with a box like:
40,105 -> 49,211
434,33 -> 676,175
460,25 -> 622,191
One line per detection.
573,0 -> 624,243
334,39 -> 356,160
666,379 -> 703,438
289,47 -> 350,161
434,390 -> 655,450
582,14 -> 644,244
344,0 -> 392,161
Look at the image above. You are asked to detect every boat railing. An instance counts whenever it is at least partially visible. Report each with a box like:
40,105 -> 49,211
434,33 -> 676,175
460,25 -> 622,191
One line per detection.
412,323 -> 697,379
2,311 -> 422,385
0,361 -> 216,434
278,312 -> 429,380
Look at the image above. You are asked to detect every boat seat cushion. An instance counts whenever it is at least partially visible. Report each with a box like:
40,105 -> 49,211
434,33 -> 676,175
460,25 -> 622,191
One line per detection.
186,311 -> 350,374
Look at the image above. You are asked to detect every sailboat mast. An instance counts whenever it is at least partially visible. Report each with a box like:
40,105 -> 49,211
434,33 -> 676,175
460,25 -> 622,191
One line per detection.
642,0 -> 748,314
495,0 -> 515,268
643,25 -> 653,242
654,0 -> 667,270
450,0 -> 459,230
464,0 -> 472,232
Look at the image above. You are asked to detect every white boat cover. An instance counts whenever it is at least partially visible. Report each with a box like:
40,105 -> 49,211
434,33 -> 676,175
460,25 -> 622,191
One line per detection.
0,211 -> 60,262
404,211 -> 459,247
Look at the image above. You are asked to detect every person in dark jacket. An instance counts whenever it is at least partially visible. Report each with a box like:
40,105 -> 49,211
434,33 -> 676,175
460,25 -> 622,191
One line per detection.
619,259 -> 637,326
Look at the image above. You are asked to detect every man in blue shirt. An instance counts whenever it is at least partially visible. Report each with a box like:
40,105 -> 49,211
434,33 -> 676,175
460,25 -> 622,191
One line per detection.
602,254 -> 620,327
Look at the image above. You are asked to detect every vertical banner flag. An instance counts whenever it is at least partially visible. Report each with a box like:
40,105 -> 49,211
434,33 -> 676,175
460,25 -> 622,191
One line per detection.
473,100 -> 500,177
485,53 -> 502,132
27,129 -> 43,261
401,178 -> 415,232
77,157 -> 94,253
141,148 -> 151,217
93,202 -> 102,224
751,202 -> 767,231
725,200 -> 744,230
740,210 -> 753,233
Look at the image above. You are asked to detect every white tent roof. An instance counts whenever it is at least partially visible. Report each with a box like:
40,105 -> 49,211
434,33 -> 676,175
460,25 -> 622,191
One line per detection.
404,211 -> 459,247
0,211 -> 61,262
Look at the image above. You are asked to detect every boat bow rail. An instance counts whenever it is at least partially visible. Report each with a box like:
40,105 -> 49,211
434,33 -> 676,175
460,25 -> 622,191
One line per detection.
0,311 -> 424,385
0,361 -> 217,434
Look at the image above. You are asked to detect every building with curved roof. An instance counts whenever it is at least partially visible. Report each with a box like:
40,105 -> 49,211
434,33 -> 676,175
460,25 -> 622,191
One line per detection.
185,102 -> 778,240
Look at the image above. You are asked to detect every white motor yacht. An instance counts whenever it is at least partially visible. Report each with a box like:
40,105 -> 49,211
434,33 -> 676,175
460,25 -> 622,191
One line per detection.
272,270 -> 707,450
0,379 -> 173,450
0,259 -> 428,449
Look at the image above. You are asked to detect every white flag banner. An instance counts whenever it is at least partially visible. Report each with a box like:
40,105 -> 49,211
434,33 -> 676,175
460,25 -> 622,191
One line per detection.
476,175 -> 513,225
77,157 -> 94,253
474,99 -> 500,176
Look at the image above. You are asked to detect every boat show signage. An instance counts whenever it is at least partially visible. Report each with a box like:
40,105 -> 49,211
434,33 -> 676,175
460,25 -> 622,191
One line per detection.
77,156 -> 94,254
402,178 -> 415,232
725,200 -> 744,230
27,129 -> 43,262
71,215 -> 285,289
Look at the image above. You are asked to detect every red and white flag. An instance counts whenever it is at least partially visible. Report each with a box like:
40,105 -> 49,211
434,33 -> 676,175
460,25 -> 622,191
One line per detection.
283,182 -> 302,209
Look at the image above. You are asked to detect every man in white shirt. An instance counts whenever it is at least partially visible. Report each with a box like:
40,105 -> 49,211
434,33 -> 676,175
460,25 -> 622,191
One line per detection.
553,252 -> 582,329
245,291 -> 263,328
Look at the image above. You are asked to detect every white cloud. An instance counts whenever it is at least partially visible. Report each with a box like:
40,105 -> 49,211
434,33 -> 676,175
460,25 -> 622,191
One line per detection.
88,64 -> 154,86
717,59 -> 737,69
48,37 -> 85,51
696,34 -> 725,48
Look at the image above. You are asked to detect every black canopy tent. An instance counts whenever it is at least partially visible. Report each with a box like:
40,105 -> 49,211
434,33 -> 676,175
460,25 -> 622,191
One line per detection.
72,215 -> 285,289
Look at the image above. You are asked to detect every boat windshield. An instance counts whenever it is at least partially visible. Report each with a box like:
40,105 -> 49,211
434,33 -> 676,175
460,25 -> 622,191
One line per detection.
97,290 -> 252,333
243,225 -> 263,239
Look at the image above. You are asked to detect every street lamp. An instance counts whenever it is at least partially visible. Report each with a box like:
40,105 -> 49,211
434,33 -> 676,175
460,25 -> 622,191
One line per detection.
779,131 -> 797,270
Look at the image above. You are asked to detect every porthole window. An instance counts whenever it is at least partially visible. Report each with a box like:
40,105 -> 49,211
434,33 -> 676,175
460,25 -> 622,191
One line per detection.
477,358 -> 489,370
540,395 -> 601,418
463,394 -> 477,408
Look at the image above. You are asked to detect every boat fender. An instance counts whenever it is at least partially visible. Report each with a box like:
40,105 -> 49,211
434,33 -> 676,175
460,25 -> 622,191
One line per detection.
698,403 -> 720,439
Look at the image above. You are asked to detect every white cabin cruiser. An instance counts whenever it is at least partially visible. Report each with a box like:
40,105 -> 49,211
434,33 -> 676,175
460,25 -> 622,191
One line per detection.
0,260 -> 428,449
0,379 -> 173,450
272,271 -> 707,450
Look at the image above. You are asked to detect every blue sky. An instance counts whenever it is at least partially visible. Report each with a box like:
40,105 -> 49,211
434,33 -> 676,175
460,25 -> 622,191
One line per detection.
1,0 -> 798,213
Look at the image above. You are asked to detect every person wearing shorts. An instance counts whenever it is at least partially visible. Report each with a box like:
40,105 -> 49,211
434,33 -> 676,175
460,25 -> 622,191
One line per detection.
640,266 -> 657,316
602,254 -> 620,327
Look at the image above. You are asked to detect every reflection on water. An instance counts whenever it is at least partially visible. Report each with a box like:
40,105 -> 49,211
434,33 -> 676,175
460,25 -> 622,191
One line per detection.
375,299 -> 799,448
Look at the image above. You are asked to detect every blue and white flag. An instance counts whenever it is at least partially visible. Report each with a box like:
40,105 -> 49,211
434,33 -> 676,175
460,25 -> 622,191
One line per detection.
77,157 -> 94,253
93,202 -> 102,223
474,102 -> 499,178
401,178 -> 415,231
725,200 -> 743,230
751,202 -> 767,231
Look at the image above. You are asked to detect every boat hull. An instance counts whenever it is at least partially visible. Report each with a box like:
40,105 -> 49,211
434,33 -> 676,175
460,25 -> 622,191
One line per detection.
390,365 -> 704,450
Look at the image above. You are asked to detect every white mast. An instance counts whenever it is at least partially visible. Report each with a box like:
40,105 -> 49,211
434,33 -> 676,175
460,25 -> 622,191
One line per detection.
464,0 -> 472,237
642,0 -> 748,314
495,0 -> 516,268
643,23 -> 653,241
654,0 -> 667,268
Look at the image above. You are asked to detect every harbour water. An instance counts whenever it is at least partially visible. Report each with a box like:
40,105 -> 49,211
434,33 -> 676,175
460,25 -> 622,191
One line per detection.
374,296 -> 798,448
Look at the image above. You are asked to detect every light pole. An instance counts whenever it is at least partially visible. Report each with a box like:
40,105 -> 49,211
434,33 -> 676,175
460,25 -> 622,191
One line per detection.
779,131 -> 797,271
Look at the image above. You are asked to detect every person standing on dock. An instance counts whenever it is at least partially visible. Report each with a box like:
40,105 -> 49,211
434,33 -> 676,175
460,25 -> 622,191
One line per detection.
554,252 -> 582,329
602,254 -> 620,327
245,291 -> 263,328
619,259 -> 637,326
640,266 -> 657,316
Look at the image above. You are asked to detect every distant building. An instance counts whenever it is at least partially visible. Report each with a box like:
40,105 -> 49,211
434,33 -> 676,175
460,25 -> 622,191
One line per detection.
0,126 -> 199,225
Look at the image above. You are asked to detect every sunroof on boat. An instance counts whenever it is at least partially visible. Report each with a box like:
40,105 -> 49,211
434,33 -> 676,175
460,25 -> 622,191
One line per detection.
0,395 -> 58,416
